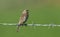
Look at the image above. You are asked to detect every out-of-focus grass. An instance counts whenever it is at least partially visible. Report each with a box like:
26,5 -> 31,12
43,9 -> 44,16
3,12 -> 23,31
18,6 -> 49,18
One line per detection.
0,0 -> 60,37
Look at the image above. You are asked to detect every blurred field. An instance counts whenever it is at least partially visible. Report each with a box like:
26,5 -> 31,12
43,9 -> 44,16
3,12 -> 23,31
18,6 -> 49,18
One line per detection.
0,0 -> 60,37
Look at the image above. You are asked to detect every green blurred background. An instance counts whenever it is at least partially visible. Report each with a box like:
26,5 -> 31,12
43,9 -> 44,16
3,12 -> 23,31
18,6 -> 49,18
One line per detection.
0,0 -> 60,37
0,0 -> 60,24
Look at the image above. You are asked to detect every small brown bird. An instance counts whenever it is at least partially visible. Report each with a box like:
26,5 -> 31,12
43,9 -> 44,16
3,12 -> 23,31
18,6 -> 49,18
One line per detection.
17,9 -> 29,32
